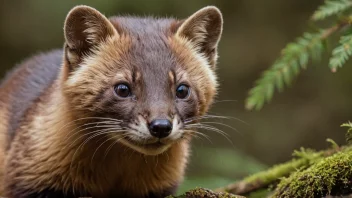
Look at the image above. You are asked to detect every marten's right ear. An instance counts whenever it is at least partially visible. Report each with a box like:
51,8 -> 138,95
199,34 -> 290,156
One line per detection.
176,6 -> 223,68
64,5 -> 118,69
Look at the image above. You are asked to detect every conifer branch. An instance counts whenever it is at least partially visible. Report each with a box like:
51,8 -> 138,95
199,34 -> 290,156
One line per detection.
329,32 -> 352,72
312,0 -> 352,21
245,23 -> 348,111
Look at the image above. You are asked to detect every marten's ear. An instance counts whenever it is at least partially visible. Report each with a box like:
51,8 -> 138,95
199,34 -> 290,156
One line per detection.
176,6 -> 223,67
64,5 -> 118,69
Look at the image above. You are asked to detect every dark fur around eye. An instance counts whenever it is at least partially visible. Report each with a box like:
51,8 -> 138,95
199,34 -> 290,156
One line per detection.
114,84 -> 131,98
176,84 -> 190,99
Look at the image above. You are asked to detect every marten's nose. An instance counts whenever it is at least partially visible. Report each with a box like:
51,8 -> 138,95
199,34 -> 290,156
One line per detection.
149,119 -> 172,138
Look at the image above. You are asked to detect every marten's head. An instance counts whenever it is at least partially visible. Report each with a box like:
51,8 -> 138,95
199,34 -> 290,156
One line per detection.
62,5 -> 222,155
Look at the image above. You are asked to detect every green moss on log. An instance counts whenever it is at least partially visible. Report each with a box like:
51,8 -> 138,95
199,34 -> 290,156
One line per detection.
216,148 -> 326,195
244,148 -> 322,184
272,148 -> 352,197
168,187 -> 245,198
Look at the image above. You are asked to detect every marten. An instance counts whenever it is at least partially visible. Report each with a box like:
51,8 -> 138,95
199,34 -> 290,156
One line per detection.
0,5 -> 222,198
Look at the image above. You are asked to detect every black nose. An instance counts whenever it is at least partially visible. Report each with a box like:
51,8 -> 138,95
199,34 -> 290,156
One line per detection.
149,119 -> 172,138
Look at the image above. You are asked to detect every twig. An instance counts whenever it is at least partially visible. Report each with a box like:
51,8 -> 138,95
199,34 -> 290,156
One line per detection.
215,147 -> 341,195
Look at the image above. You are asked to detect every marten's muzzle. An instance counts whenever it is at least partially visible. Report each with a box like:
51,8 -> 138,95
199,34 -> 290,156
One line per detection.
148,119 -> 173,138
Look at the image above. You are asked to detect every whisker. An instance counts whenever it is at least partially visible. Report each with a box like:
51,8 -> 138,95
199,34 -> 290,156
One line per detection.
155,153 -> 159,168
165,152 -> 170,163
184,114 -> 248,125
184,115 -> 231,124
199,122 -> 242,136
56,116 -> 122,134
70,129 -> 125,169
64,121 -> 121,142
184,129 -> 213,144
66,127 -> 124,151
68,129 -> 112,151
184,114 -> 230,121
126,136 -> 137,161
70,130 -> 109,169
103,134 -> 129,160
90,131 -> 128,165
212,99 -> 238,104
186,123 -> 229,137
185,124 -> 233,146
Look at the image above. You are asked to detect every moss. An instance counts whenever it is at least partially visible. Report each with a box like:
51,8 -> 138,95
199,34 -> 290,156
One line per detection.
168,187 -> 245,198
272,148 -> 352,197
217,148 -> 325,195
244,148 -> 322,184
247,189 -> 271,198
214,132 -> 351,197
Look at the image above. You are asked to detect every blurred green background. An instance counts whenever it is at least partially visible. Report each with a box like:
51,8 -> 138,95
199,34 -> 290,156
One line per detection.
1,0 -> 352,194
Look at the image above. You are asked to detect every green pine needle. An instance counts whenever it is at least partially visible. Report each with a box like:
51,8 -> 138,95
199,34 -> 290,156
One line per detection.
312,0 -> 352,21
341,121 -> 352,144
245,0 -> 352,111
246,31 -> 325,110
329,33 -> 352,72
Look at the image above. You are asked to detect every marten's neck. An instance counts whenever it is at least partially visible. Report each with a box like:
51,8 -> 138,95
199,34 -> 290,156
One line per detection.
8,78 -> 190,196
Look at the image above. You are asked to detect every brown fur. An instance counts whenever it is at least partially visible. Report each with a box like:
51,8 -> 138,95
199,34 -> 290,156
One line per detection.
0,106 -> 7,194
0,5 -> 222,197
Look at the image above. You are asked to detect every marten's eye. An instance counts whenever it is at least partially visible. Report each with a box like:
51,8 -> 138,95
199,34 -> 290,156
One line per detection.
114,84 -> 131,98
176,84 -> 190,99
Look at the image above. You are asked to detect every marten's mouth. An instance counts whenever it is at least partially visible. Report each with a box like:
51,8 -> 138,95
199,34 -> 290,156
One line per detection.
119,137 -> 172,155
126,138 -> 164,147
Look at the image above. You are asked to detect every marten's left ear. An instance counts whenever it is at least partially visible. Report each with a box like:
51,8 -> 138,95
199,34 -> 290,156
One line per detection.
176,6 -> 223,67
64,5 -> 118,69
